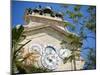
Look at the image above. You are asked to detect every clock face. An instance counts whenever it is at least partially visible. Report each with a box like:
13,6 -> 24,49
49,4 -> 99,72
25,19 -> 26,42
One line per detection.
29,44 -> 71,70
41,46 -> 60,70
28,44 -> 43,67
29,44 -> 42,55
58,49 -> 72,59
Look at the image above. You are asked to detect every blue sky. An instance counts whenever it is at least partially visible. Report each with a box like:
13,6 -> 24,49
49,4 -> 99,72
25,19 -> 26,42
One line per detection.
12,1 -> 89,26
11,1 -> 96,60
11,1 -> 66,26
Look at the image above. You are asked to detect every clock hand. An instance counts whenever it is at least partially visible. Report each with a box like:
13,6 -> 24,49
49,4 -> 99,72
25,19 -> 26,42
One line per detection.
61,51 -> 66,56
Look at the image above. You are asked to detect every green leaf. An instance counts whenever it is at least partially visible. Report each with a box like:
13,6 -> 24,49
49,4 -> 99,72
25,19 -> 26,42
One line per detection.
74,5 -> 81,11
64,22 -> 75,30
76,12 -> 83,18
12,25 -> 24,42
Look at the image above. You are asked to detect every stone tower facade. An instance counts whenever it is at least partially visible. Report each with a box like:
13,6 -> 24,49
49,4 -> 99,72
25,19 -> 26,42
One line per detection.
18,6 -> 84,71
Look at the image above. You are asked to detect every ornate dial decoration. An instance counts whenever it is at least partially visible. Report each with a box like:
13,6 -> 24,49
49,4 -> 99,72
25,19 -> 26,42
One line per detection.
28,44 -> 43,67
41,45 -> 60,70
29,44 -> 71,70
29,44 -> 42,55
58,48 -> 72,59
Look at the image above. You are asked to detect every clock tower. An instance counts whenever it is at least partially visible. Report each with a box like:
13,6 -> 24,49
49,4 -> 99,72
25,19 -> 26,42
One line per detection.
18,6 -> 84,71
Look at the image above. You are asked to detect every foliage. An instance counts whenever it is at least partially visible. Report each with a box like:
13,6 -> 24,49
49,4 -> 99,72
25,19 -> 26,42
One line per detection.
15,61 -> 51,74
61,5 -> 96,70
64,22 -> 75,31
83,6 -> 96,69
74,5 -> 81,11
12,25 -> 24,43
12,25 -> 52,74
84,48 -> 96,69
12,25 -> 27,74
85,6 -> 96,33
61,33 -> 82,70
66,5 -> 83,23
